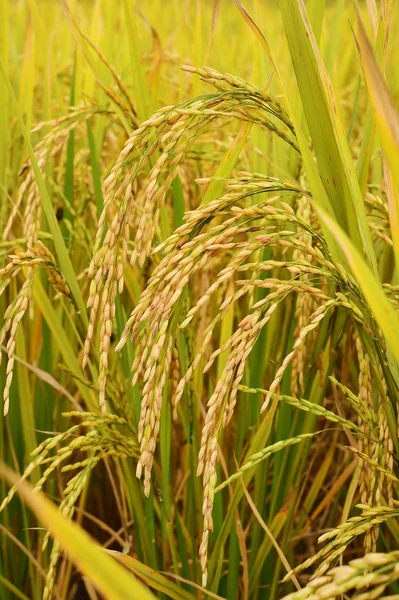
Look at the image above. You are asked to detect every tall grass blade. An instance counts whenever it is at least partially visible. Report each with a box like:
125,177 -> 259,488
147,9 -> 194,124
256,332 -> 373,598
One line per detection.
279,0 -> 377,274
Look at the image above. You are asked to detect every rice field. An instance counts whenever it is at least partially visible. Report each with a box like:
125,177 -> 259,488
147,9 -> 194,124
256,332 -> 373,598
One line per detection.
1,1 -> 399,598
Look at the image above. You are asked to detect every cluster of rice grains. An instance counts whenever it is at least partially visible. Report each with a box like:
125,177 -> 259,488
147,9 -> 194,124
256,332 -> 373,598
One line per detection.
81,67 -> 399,587
0,106 -> 113,417
286,501 -> 399,582
2,60 -> 399,598
84,67 -> 300,489
283,550 -> 399,600
5,107 -> 103,250
355,337 -> 395,552
0,242 -> 70,414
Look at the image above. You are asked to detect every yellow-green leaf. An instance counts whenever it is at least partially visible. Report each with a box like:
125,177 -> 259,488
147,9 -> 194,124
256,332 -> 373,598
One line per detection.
279,0 -> 377,274
107,551 -> 198,600
356,11 -> 399,267
317,208 -> 399,366
0,463 -> 156,600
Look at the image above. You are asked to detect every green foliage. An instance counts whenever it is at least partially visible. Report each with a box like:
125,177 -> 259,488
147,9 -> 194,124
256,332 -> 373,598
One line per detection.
1,1 -> 399,599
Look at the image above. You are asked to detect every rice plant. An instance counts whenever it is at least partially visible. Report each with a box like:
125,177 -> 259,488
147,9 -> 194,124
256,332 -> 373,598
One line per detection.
1,1 -> 399,599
